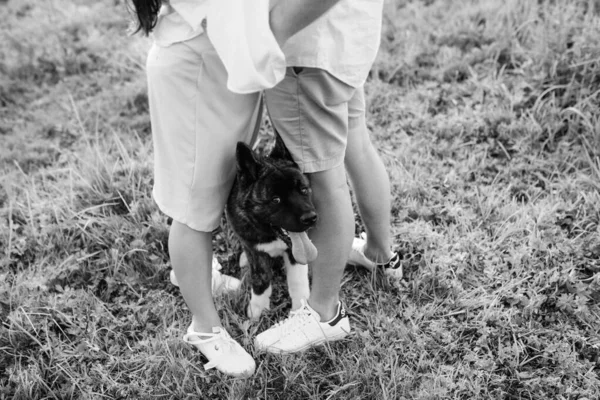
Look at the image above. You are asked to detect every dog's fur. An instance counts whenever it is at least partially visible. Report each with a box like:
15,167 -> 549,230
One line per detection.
226,135 -> 317,319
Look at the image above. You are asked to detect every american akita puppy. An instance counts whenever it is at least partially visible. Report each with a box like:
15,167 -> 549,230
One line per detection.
226,134 -> 318,319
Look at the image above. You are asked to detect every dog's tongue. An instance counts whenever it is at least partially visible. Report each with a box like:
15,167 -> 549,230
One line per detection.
288,231 -> 318,265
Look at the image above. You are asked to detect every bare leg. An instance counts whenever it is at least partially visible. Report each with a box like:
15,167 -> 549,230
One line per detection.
307,164 -> 354,321
168,221 -> 221,333
345,114 -> 394,264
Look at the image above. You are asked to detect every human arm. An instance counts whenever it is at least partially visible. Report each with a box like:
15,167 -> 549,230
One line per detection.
270,0 -> 342,46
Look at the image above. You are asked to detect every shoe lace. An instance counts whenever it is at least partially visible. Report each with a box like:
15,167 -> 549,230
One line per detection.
272,306 -> 313,336
185,328 -> 234,346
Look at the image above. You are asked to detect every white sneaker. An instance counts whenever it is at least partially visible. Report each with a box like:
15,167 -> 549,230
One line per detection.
254,299 -> 350,354
348,233 -> 403,279
170,257 -> 241,294
183,325 -> 255,378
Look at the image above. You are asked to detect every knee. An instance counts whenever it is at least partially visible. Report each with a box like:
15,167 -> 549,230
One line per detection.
308,164 -> 348,193
169,220 -> 212,244
345,142 -> 380,180
346,137 -> 376,163
307,165 -> 351,208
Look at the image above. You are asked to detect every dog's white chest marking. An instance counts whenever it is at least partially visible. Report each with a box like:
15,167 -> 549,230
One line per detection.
255,239 -> 287,257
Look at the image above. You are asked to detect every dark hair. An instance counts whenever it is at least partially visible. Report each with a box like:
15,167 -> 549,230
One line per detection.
128,0 -> 162,35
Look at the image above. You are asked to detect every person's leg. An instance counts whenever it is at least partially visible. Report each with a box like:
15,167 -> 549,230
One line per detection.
169,256 -> 242,295
345,87 -> 394,265
168,222 -> 220,332
254,162 -> 354,354
255,68 -> 354,353
146,33 -> 261,377
306,164 -> 354,320
345,88 -> 402,278
168,223 -> 256,377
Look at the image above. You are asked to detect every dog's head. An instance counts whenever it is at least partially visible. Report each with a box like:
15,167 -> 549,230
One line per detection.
235,134 -> 317,233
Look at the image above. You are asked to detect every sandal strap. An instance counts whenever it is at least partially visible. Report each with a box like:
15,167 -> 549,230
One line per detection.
183,331 -> 219,345
204,359 -> 220,370
184,328 -> 238,371
184,327 -> 231,345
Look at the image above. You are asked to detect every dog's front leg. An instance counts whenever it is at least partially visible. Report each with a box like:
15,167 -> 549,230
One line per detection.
248,284 -> 272,320
283,251 -> 310,311
246,250 -> 275,320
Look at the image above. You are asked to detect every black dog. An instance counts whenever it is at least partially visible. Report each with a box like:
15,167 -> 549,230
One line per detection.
226,134 -> 318,319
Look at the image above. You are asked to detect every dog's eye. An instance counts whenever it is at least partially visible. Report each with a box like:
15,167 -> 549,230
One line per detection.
300,187 -> 310,195
272,196 -> 281,204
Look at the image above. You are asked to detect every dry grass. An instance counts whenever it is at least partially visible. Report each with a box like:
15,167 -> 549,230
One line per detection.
2,0 -> 600,398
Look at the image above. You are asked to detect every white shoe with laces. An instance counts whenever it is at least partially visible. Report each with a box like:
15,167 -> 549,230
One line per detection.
254,299 -> 350,354
183,325 -> 256,378
170,257 -> 242,294
348,233 -> 403,279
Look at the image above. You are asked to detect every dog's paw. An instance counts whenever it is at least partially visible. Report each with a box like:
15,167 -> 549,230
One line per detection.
247,285 -> 272,320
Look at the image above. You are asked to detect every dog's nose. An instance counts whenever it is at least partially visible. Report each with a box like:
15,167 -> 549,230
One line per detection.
300,212 -> 318,226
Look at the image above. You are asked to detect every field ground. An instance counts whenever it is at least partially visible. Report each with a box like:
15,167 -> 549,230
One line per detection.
2,0 -> 600,399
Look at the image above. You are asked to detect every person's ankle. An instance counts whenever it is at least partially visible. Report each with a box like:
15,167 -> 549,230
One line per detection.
364,245 -> 394,265
307,298 -> 339,322
191,315 -> 222,334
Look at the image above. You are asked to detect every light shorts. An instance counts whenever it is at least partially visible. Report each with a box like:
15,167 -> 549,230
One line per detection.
264,67 -> 366,174
146,33 -> 262,231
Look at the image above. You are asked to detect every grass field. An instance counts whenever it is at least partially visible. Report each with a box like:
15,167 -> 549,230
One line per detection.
2,0 -> 600,398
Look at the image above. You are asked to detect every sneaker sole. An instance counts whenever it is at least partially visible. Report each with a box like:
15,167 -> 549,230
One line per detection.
262,328 -> 350,354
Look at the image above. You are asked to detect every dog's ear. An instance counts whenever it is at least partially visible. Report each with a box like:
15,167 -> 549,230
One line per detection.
269,131 -> 295,162
236,141 -> 260,180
